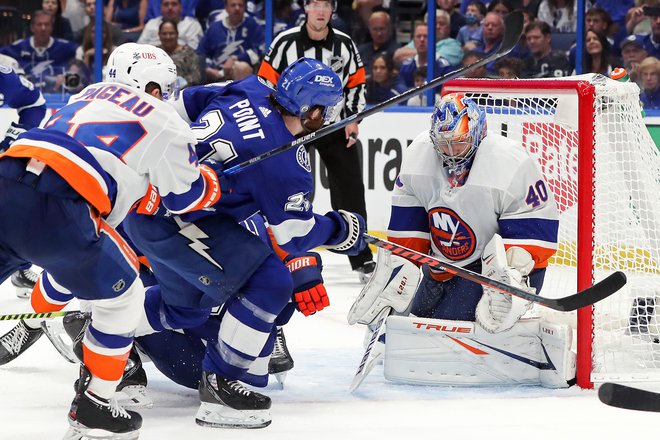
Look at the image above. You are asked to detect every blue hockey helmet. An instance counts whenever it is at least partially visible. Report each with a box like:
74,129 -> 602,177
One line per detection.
274,57 -> 343,121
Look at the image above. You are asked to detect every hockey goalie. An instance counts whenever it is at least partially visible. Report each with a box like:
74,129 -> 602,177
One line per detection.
347,93 -> 576,389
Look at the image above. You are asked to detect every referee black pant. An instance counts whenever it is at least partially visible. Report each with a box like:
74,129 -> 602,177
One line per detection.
307,129 -> 373,270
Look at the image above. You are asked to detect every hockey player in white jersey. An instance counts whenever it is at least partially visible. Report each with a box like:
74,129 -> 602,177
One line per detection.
349,93 -> 577,388
0,42 -> 223,439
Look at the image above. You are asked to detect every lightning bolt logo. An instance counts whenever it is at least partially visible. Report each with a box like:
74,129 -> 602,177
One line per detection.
175,217 -> 223,270
216,40 -> 244,65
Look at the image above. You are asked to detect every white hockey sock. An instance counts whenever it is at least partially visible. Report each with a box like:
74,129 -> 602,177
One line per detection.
89,376 -> 121,400
23,318 -> 42,329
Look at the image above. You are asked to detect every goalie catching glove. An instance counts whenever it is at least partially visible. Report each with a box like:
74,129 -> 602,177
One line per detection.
475,234 -> 535,333
348,247 -> 421,325
285,252 -> 329,316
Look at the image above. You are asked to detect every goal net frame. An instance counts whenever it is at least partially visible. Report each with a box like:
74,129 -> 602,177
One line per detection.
442,74 -> 660,389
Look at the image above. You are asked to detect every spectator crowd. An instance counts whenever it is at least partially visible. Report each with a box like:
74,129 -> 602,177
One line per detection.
0,0 -> 658,109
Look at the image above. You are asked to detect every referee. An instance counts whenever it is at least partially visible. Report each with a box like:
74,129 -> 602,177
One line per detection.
258,0 -> 375,282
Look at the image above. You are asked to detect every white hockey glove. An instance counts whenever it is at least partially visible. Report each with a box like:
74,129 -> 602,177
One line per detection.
347,247 -> 421,325
475,234 -> 535,334
323,210 -> 367,256
0,121 -> 28,152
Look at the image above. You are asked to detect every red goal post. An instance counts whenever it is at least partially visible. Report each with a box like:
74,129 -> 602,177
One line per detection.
442,75 -> 660,389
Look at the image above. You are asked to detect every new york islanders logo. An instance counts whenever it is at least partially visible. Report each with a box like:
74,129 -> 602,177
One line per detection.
428,207 -> 476,261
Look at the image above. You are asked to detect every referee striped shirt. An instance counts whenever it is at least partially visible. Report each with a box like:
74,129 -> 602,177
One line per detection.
257,23 -> 366,123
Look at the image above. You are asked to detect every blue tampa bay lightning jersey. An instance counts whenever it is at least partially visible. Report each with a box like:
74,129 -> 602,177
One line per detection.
170,75 -> 340,254
0,65 -> 46,127
196,14 -> 264,67
0,38 -> 78,89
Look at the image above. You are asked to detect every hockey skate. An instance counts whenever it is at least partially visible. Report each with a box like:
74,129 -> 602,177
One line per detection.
354,261 -> 376,284
41,312 -> 85,364
68,313 -> 152,409
10,267 -> 38,299
0,320 -> 43,365
268,327 -> 294,388
64,366 -> 142,440
42,311 -> 92,364
195,370 -> 272,429
115,347 -> 153,409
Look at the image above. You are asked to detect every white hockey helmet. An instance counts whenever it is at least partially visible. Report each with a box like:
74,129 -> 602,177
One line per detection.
105,43 -> 178,99
0,54 -> 24,75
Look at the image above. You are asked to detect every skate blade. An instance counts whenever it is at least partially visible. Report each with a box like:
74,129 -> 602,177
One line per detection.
14,286 -> 31,299
272,372 -> 287,389
195,402 -> 271,429
42,319 -> 77,363
63,425 -> 140,440
116,385 -> 154,409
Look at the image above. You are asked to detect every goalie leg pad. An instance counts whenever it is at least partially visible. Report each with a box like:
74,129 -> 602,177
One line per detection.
539,321 -> 576,388
347,247 -> 420,325
384,315 -> 574,387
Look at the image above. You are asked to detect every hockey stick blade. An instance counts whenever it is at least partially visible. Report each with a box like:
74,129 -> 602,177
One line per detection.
364,234 -> 627,312
599,382 -> 660,412
222,11 -> 524,176
349,306 -> 391,392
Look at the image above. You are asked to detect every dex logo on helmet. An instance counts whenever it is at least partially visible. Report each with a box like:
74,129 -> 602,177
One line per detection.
313,74 -> 336,86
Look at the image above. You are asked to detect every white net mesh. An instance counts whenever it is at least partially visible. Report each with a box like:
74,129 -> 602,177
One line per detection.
444,74 -> 660,385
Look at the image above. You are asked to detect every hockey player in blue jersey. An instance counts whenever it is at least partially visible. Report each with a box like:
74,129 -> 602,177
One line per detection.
116,57 -> 367,429
3,57 -> 363,427
0,11 -> 79,92
0,59 -> 48,298
0,42 -> 224,439
0,63 -> 46,152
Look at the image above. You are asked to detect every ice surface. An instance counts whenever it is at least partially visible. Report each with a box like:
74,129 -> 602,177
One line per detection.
0,252 -> 654,440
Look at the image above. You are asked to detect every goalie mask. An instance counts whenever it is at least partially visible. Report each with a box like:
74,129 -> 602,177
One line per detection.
106,43 -> 178,100
430,93 -> 487,180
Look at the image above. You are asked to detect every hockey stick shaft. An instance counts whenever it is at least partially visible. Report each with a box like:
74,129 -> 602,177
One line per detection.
0,310 -> 72,321
222,11 -> 524,176
364,234 -> 627,312
598,382 -> 660,412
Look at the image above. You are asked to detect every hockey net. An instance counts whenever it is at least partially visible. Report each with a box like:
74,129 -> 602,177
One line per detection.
443,75 -> 660,389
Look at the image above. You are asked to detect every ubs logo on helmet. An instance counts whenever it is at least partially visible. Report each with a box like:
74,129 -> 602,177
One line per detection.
428,207 -> 476,261
133,52 -> 156,60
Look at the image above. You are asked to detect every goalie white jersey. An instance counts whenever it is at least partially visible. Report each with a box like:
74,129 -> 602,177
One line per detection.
387,130 -> 559,271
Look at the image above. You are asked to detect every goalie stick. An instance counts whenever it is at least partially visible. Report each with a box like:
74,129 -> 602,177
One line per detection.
349,306 -> 391,393
364,234 -> 627,312
598,382 -> 660,412
222,10 -> 524,176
